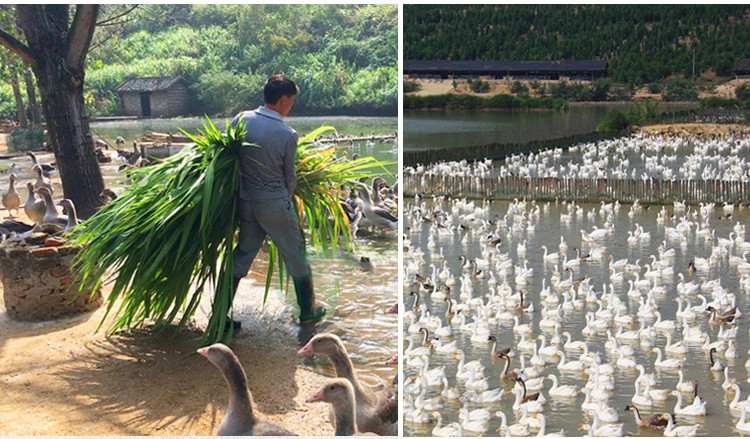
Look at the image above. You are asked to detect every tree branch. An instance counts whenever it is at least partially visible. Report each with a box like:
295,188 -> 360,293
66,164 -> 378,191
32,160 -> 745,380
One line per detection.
65,4 -> 99,69
96,5 -> 139,26
0,27 -> 36,67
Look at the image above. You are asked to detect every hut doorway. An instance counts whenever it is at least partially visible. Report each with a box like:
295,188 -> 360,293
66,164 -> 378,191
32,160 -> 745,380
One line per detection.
140,92 -> 151,117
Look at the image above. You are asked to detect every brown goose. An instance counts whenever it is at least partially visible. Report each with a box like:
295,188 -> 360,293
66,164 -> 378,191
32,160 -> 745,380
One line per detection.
32,164 -> 53,194
24,182 -> 45,223
2,173 -> 21,217
514,377 -> 541,403
306,379 -> 360,436
26,152 -> 55,176
706,306 -> 737,324
499,354 -> 518,382
35,187 -> 67,228
57,199 -> 80,232
198,343 -> 296,436
624,404 -> 670,429
298,333 -> 397,435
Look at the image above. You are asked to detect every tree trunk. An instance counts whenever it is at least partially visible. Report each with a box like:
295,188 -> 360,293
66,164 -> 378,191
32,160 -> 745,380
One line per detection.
23,69 -> 40,126
11,5 -> 104,219
9,70 -> 28,128
33,62 -> 104,219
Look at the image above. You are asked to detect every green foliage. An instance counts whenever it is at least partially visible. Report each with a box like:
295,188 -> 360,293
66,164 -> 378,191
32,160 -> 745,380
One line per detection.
647,83 -> 662,94
596,102 -> 658,132
404,5 -> 750,85
404,93 -> 567,110
467,78 -> 490,93
0,83 -> 15,119
510,80 -> 528,95
83,5 -> 397,116
8,128 -> 44,151
663,79 -> 699,101
701,97 -> 750,109
589,79 -> 611,101
404,80 -> 421,93
737,83 -> 750,101
596,110 -> 629,132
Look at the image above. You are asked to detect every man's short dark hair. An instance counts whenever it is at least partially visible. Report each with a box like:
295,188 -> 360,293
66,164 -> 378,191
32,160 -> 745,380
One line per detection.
264,74 -> 298,104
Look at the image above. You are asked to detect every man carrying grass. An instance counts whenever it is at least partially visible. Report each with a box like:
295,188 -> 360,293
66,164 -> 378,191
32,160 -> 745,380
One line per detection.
227,74 -> 326,329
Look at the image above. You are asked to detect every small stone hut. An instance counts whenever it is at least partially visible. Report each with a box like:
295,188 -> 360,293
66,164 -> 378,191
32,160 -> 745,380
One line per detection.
116,76 -> 191,117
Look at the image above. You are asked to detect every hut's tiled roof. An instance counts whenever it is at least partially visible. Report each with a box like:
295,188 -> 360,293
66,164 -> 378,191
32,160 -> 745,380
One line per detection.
116,76 -> 186,93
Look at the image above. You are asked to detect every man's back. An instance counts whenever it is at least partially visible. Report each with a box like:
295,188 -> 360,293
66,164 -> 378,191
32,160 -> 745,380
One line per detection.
231,106 -> 298,200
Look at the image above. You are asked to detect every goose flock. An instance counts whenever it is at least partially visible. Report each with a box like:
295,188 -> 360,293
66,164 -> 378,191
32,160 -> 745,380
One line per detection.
405,132 -> 750,183
403,191 -> 750,437
199,333 -> 397,436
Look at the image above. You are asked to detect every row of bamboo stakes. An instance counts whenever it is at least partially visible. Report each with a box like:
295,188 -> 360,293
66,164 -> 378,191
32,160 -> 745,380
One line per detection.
404,173 -> 750,205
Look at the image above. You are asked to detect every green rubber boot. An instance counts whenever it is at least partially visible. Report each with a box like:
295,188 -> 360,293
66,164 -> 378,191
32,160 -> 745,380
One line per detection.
294,273 -> 326,323
225,276 -> 242,331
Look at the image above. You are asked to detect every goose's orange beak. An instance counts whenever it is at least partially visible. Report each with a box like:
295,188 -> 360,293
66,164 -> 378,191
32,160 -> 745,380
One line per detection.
305,388 -> 325,403
297,341 -> 314,356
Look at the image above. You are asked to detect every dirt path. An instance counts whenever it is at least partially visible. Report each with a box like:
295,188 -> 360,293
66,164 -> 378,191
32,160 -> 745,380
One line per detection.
0,276 -> 335,435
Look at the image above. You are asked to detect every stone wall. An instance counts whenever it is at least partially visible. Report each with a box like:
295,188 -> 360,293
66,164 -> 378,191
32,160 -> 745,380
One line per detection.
0,245 -> 102,321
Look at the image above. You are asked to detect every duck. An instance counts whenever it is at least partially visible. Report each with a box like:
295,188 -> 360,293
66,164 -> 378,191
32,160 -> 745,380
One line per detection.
100,188 -> 118,205
675,370 -> 695,394
26,151 -> 55,176
57,199 -> 80,232
737,405 -> 750,433
652,347 -> 684,369
32,164 -> 53,194
23,182 -> 45,223
495,410 -> 530,436
357,185 -> 397,231
535,414 -> 564,437
547,374 -> 578,398
578,415 -> 623,437
306,379 -> 361,436
198,343 -> 296,436
298,334 -> 397,435
35,187 -> 67,228
2,173 -> 21,217
669,391 -> 706,416
660,413 -> 697,437
499,354 -> 519,382
431,412 -> 463,437
557,351 -> 585,371
624,404 -> 669,429
709,347 -> 725,371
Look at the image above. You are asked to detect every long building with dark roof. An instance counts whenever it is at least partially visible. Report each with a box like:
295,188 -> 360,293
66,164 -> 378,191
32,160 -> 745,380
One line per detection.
735,58 -> 750,78
404,60 -> 608,81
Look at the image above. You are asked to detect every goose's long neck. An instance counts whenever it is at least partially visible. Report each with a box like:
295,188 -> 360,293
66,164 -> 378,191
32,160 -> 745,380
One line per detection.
332,394 -> 358,435
502,355 -> 511,375
222,358 -> 255,424
330,345 -> 366,400
631,406 -> 642,423
42,192 -> 57,215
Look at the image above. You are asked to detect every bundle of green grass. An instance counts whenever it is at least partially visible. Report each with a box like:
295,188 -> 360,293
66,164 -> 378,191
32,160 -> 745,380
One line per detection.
71,119 -> 388,344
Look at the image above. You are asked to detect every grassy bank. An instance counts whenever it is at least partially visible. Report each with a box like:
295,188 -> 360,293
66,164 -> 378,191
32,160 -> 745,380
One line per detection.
404,93 -> 568,110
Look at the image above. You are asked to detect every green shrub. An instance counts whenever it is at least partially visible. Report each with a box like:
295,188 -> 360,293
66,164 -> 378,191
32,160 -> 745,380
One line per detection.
510,80 -> 528,95
647,83 -> 662,94
8,128 -> 45,152
529,80 -> 541,90
736,83 -> 750,101
663,79 -> 699,101
596,109 -> 629,132
404,80 -> 421,93
701,97 -> 738,108
403,93 -> 567,110
589,79 -> 611,101
467,78 -> 490,93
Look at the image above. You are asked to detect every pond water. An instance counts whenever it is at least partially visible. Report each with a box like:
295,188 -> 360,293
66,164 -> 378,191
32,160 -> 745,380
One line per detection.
0,116 -> 398,387
404,103 -> 697,151
404,198 -> 750,436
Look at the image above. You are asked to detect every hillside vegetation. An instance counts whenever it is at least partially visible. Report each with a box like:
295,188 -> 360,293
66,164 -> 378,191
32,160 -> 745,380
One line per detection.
1,4 -> 397,119
404,5 -> 750,85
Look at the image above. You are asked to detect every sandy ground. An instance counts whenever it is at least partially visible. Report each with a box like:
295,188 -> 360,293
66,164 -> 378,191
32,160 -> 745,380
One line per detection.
0,133 -> 8,152
407,77 -> 596,97
638,123 -> 750,136
0,273 -> 336,436
701,78 -> 749,99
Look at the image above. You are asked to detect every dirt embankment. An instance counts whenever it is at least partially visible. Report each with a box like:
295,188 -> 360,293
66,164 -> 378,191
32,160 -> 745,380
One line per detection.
0,278 -> 335,435
638,123 -> 750,137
